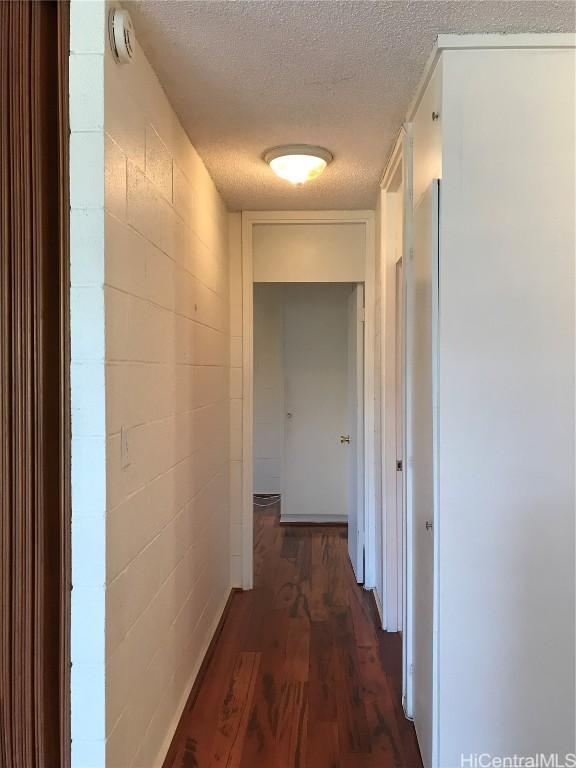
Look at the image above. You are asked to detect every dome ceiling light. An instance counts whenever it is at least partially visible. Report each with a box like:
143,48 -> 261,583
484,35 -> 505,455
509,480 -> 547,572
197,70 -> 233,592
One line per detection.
264,145 -> 333,185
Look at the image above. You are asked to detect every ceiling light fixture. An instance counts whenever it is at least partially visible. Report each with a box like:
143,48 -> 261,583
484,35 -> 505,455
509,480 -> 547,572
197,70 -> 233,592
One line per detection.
264,145 -> 333,185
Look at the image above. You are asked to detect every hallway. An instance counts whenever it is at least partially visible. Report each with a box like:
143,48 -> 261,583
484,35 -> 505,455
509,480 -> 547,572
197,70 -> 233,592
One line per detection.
164,506 -> 422,768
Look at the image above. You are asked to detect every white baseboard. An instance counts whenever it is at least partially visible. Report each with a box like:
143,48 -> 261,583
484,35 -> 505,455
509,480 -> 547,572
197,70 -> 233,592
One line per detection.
280,513 -> 348,524
372,587 -> 384,628
254,489 -> 281,496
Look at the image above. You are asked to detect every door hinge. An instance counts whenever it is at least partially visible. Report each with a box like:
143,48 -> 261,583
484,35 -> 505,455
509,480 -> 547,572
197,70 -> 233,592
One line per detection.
396,459 -> 403,471
359,306 -> 366,323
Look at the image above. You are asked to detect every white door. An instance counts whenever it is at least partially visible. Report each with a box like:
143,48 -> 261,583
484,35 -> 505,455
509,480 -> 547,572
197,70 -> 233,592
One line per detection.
282,284 -> 351,524
395,258 -> 404,629
347,283 -> 365,582
409,181 -> 439,768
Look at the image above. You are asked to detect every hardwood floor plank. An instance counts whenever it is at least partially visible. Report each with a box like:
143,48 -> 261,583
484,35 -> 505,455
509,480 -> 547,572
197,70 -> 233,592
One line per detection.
285,617 -> 311,683
332,611 -> 372,755
238,657 -> 282,767
357,646 -> 405,767
348,586 -> 378,649
308,620 -> 337,722
306,721 -> 340,768
209,651 -> 261,767
309,530 -> 337,620
276,679 -> 308,768
340,754 -> 372,768
169,596 -> 255,768
238,608 -> 288,768
326,533 -> 348,608
280,525 -> 300,561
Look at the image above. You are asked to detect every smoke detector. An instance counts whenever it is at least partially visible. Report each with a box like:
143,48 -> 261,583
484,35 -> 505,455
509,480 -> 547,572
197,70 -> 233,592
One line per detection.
108,8 -> 135,64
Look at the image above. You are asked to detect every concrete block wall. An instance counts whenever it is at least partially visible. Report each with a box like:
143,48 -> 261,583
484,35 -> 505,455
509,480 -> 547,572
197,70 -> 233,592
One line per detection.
103,11 -> 231,766
70,2 -> 233,765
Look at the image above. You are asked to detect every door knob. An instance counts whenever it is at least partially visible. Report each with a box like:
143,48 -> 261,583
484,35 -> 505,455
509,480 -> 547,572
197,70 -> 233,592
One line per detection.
425,521 -> 433,531
340,435 -> 351,444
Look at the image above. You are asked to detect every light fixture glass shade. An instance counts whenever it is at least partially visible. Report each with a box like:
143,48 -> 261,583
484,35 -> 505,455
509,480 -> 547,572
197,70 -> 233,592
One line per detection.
264,145 -> 333,185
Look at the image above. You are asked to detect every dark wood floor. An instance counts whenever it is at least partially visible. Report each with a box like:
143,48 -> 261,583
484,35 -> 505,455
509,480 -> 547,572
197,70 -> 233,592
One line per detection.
164,505 -> 423,768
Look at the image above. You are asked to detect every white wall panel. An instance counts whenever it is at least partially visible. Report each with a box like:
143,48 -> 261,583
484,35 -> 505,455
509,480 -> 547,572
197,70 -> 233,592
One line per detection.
69,3 -> 107,764
253,284 -> 284,494
253,222 -> 365,282
438,46 -> 576,765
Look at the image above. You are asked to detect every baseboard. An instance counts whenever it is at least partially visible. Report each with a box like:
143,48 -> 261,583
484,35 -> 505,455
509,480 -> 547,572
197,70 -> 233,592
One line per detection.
280,513 -> 348,525
159,586 -> 241,768
371,587 -> 385,628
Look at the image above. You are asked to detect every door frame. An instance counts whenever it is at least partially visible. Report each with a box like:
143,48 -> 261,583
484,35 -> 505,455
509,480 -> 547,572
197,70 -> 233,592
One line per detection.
241,210 -> 376,590
379,126 -> 413,703
394,256 -> 404,630
346,283 -> 365,581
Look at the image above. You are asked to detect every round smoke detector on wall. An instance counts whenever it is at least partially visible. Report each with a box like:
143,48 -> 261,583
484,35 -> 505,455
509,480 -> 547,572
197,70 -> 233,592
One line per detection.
108,8 -> 135,64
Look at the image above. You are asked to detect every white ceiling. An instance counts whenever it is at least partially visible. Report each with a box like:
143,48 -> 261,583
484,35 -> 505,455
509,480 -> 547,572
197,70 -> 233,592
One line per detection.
126,1 -> 575,211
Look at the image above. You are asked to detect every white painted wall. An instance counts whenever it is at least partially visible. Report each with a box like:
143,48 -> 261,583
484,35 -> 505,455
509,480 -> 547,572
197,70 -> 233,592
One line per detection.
253,284 -> 284,494
229,213 -> 243,587
437,46 -> 576,766
103,11 -> 231,766
412,62 -> 442,210
70,3 -> 233,765
253,222 -> 365,282
69,3 -> 107,764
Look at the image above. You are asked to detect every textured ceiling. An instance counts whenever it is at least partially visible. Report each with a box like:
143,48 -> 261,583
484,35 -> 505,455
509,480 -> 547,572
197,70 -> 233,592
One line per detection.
126,1 -> 575,210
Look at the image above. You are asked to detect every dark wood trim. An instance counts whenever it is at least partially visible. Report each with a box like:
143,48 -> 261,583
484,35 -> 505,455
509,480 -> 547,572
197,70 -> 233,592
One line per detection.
57,3 -> 71,764
161,588 -> 243,768
0,2 -> 70,764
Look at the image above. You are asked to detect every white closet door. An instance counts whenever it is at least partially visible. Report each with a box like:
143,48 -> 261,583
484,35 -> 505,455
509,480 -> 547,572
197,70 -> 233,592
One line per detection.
409,180 -> 439,768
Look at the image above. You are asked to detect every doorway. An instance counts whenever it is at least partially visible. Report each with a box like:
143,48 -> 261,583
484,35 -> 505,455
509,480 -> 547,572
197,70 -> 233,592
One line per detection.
241,211 -> 376,591
394,256 -> 404,632
253,282 -> 365,579
379,130 -> 412,717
